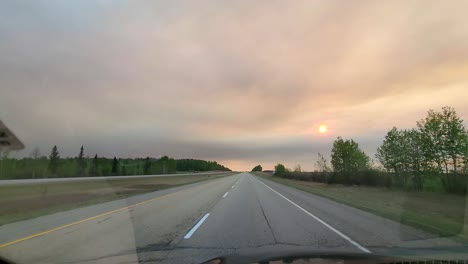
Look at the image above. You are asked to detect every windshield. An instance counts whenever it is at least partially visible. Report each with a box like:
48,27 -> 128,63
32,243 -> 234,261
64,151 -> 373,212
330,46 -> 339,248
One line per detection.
1,1 -> 467,264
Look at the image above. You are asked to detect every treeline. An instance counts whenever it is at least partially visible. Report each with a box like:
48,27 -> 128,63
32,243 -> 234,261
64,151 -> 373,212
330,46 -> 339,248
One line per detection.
376,107 -> 467,192
0,146 -> 231,179
271,106 -> 468,194
176,159 -> 231,172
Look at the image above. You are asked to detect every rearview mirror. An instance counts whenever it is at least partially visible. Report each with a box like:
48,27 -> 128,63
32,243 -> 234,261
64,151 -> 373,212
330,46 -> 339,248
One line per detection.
0,120 -> 25,151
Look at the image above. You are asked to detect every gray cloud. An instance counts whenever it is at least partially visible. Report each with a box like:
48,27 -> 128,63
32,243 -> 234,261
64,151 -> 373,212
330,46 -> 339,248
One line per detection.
1,0 -> 468,170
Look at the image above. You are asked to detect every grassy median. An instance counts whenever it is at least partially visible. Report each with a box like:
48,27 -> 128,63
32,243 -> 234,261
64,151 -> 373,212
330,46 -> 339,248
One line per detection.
0,172 -> 235,226
254,172 -> 468,242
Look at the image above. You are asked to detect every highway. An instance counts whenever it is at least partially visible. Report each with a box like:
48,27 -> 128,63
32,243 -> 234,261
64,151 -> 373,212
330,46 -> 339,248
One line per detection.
0,173 -> 462,263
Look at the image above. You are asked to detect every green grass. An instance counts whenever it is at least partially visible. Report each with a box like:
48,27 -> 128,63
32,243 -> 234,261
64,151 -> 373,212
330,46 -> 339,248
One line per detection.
254,172 -> 468,242
0,172 -> 235,225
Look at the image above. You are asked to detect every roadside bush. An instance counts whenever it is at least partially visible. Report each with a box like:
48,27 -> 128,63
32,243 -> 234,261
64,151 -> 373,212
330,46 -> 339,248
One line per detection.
274,169 -> 467,194
441,173 -> 468,194
352,169 -> 391,187
274,163 -> 287,177
278,170 -> 391,188
280,171 -> 331,183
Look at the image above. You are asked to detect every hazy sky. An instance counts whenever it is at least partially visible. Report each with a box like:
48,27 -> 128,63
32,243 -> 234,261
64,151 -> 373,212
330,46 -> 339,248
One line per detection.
1,1 -> 467,171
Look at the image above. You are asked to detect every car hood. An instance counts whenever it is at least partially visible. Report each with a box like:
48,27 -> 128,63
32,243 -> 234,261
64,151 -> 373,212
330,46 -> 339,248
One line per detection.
200,246 -> 468,264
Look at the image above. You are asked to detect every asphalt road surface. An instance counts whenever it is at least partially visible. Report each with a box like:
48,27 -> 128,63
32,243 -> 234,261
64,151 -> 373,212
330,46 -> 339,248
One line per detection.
0,173 -> 463,263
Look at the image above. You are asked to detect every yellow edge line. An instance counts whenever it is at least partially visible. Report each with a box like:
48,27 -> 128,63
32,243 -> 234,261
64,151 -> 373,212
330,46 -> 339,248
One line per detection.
0,189 -> 183,249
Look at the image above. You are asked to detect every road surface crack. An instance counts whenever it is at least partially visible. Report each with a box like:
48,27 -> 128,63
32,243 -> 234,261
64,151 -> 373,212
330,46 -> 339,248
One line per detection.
97,217 -> 112,224
253,181 -> 278,243
62,249 -> 136,264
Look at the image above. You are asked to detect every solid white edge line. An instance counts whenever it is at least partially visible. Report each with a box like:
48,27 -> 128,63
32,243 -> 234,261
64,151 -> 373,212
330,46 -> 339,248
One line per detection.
223,192 -> 229,198
184,213 -> 210,239
255,178 -> 371,253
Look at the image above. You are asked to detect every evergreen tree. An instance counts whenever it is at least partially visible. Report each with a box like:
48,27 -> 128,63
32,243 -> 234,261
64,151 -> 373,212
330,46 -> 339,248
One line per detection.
76,146 -> 86,176
111,157 -> 119,175
48,145 -> 60,175
90,154 -> 99,176
144,157 -> 151,175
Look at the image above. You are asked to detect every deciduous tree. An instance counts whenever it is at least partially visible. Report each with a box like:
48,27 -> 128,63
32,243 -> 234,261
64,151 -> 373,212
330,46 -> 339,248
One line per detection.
30,147 -> 41,159
274,163 -> 287,176
315,153 -> 331,172
293,164 -> 302,173
417,107 -> 467,175
251,165 -> 262,172
331,137 -> 369,173
417,107 -> 467,191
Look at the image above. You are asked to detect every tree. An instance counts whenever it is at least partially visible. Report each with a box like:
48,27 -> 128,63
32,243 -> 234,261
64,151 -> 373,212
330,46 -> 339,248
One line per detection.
160,156 -> 169,174
144,157 -> 151,174
376,128 -> 425,189
331,137 -> 369,173
111,157 -> 119,175
376,127 -> 402,174
158,156 -> 176,174
251,165 -> 262,172
90,154 -> 99,176
76,146 -> 87,177
274,163 -> 287,176
30,147 -> 41,159
417,107 -> 467,175
293,164 -> 302,173
417,107 -> 467,191
376,127 -> 410,186
463,145 -> 468,174
28,147 -> 43,179
175,159 -> 231,171
48,145 -> 60,175
315,153 -> 331,172
0,150 -> 10,179
405,129 -> 426,190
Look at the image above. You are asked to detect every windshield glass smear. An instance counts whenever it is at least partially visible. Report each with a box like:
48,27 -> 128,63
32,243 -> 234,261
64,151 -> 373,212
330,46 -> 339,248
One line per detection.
0,1 -> 467,264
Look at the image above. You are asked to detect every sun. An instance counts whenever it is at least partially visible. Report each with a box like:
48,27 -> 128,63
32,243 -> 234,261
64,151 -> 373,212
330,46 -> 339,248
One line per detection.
318,125 -> 328,134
